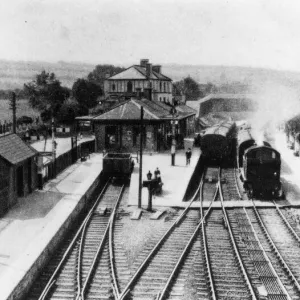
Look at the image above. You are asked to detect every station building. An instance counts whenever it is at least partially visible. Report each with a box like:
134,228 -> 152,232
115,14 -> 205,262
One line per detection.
0,134 -> 38,216
90,98 -> 196,152
104,59 -> 173,104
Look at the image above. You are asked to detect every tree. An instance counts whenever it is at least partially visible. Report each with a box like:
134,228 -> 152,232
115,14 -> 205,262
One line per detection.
56,99 -> 81,124
174,76 -> 203,100
72,78 -> 102,112
24,70 -> 70,122
87,64 -> 125,88
9,92 -> 17,133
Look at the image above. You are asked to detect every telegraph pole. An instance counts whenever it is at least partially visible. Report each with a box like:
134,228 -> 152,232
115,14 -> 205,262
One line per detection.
170,105 -> 177,166
51,115 -> 57,177
138,106 -> 144,208
10,92 -> 17,134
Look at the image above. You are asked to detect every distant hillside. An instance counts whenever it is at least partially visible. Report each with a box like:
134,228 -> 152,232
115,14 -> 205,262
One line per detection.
163,63 -> 300,89
1,59 -> 300,91
0,60 -> 95,89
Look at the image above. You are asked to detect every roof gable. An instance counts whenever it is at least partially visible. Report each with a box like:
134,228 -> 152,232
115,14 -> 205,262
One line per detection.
93,100 -> 158,121
0,134 -> 37,165
134,65 -> 172,81
108,65 -> 172,81
109,66 -> 146,80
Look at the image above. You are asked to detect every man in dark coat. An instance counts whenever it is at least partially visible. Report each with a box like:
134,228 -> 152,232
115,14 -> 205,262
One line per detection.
186,148 -> 192,165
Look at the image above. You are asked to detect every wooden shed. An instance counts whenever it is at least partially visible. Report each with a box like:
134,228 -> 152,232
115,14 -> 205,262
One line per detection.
0,134 -> 38,216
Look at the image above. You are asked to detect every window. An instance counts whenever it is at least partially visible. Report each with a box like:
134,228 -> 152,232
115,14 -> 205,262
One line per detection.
160,82 -> 162,92
112,83 -> 116,91
164,82 -> 166,92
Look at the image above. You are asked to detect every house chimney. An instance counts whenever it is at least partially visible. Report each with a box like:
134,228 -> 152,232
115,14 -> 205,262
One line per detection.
146,63 -> 152,78
140,59 -> 149,68
152,65 -> 161,74
105,73 -> 110,79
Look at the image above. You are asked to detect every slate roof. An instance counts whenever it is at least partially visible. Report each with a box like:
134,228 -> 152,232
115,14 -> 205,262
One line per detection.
0,134 -> 37,165
108,65 -> 172,81
93,100 -> 158,121
176,105 -> 196,116
198,93 -> 255,104
93,99 -> 195,122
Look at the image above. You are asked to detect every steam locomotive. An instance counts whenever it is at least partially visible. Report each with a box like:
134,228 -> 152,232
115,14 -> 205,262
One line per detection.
237,128 -> 282,198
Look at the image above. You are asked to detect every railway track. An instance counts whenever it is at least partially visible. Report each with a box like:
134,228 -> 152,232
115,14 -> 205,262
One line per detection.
25,162 -> 300,300
206,169 -> 257,299
27,180 -> 125,300
148,166 -> 254,300
221,167 -> 242,201
248,201 -> 300,299
114,170 -> 217,300
223,165 -> 300,299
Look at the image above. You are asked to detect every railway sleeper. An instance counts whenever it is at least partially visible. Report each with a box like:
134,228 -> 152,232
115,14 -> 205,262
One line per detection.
87,286 -> 113,293
212,275 -> 247,283
49,291 -> 75,298
215,287 -> 250,297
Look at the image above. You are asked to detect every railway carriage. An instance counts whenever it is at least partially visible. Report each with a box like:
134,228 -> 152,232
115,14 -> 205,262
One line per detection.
103,153 -> 134,180
237,129 -> 282,198
200,121 -> 236,163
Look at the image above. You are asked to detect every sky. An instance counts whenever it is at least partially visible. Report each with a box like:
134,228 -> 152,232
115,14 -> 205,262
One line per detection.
1,0 -> 300,71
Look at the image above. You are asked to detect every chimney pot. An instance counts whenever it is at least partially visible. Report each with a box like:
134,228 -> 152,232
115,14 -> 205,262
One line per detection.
140,59 -> 149,68
153,65 -> 161,74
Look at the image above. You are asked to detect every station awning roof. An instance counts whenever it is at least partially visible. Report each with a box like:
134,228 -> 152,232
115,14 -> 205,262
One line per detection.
91,99 -> 195,122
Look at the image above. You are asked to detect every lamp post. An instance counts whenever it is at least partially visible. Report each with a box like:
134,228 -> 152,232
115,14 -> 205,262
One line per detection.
170,106 -> 177,166
138,106 -> 144,208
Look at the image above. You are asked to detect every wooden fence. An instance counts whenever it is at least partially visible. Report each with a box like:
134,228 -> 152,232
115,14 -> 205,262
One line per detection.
0,122 -> 12,135
42,139 -> 95,184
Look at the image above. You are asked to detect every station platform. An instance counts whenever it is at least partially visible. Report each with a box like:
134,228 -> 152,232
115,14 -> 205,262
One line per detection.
128,148 -> 201,208
273,131 -> 300,207
0,153 -> 103,300
31,135 -> 95,156
127,146 -> 300,210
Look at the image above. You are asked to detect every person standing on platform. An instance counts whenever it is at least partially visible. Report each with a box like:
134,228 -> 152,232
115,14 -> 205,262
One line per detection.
154,167 -> 161,179
147,170 -> 152,180
186,148 -> 192,165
